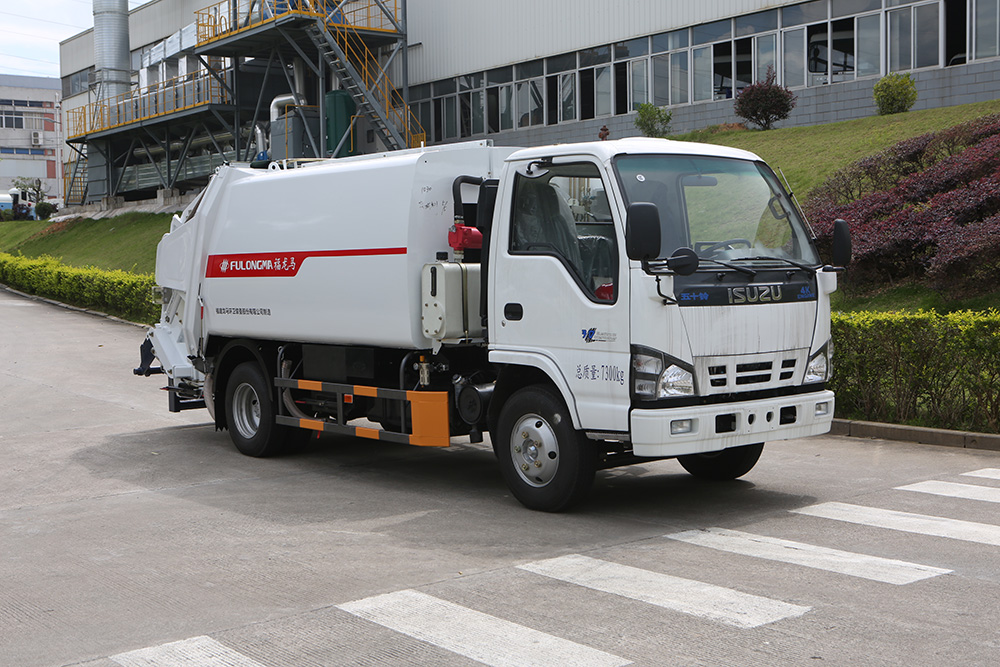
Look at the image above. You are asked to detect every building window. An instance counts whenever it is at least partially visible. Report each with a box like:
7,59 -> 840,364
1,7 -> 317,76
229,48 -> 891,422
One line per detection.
756,33 -> 778,81
857,13 -> 883,77
1,111 -> 24,129
784,28 -> 806,87
516,78 -> 544,128
693,45 -> 713,101
976,0 -> 1000,59
652,54 -> 670,105
486,66 -> 514,133
890,2 -> 940,71
671,51 -> 689,104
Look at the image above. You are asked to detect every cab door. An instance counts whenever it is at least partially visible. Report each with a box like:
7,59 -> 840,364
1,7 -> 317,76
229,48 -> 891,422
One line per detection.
490,158 -> 631,432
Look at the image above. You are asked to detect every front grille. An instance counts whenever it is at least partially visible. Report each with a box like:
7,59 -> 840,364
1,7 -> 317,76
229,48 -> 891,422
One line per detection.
695,352 -> 805,394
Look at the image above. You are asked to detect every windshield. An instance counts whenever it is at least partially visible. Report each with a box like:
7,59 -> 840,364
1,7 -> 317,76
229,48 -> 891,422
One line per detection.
615,154 -> 820,266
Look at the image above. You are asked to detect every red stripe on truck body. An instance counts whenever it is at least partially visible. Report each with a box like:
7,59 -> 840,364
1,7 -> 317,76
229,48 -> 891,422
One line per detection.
206,247 -> 407,278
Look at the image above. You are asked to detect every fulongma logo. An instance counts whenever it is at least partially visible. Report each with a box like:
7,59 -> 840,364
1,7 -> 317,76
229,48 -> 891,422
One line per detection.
219,259 -> 229,273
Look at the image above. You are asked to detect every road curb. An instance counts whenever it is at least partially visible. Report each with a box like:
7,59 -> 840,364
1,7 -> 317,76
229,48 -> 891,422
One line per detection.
831,418 -> 1000,452
0,283 -> 147,329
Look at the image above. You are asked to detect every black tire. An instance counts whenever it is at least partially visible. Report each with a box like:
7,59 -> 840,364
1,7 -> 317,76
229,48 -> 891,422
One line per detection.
494,384 -> 596,512
677,443 -> 764,480
225,361 -> 289,457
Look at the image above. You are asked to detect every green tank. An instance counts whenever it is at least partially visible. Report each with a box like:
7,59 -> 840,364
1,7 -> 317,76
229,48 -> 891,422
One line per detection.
325,90 -> 358,157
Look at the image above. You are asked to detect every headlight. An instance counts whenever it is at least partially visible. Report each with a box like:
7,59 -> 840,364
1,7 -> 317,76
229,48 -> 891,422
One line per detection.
805,343 -> 831,383
631,346 -> 695,399
659,364 -> 694,396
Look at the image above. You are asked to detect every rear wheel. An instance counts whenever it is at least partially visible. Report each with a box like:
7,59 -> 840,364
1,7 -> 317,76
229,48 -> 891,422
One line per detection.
677,443 -> 764,480
495,385 -> 596,512
225,361 -> 288,457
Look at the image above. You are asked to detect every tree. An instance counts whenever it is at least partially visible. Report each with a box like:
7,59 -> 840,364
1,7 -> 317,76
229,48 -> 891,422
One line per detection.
733,65 -> 797,130
11,176 -> 47,204
634,103 -> 673,138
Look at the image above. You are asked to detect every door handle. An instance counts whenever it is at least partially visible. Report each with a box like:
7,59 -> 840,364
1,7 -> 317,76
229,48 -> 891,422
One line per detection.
504,303 -> 523,321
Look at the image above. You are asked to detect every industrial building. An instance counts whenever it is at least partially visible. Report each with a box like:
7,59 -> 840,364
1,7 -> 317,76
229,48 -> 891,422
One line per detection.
60,0 -> 1000,206
0,74 -> 62,203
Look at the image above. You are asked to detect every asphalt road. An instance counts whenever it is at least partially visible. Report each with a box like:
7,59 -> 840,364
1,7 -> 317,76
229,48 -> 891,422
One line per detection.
3,286 -> 1000,667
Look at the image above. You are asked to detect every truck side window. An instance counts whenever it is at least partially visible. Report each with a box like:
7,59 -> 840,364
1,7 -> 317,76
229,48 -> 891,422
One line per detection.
510,163 -> 617,302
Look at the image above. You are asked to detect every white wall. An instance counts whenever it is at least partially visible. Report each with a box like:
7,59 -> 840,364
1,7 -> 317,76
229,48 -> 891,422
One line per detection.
405,0 -> 803,83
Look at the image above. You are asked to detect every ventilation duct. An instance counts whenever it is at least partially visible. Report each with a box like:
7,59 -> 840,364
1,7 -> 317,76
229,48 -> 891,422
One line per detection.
93,0 -> 131,100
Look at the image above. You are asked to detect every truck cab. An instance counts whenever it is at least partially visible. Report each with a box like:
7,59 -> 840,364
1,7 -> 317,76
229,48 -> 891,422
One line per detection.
480,139 -> 847,509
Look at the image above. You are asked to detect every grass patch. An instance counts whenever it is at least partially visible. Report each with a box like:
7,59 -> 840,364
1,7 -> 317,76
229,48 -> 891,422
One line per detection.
672,98 -> 1000,199
1,212 -> 171,275
0,220 -> 51,251
831,282 -> 1000,313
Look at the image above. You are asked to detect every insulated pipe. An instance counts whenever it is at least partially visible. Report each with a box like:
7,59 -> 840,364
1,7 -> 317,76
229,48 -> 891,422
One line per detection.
293,58 -> 307,102
254,123 -> 268,157
269,93 -> 301,123
93,0 -> 131,99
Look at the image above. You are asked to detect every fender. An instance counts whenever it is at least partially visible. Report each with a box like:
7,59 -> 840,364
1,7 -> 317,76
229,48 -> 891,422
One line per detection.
488,349 -> 582,430
209,337 -> 279,430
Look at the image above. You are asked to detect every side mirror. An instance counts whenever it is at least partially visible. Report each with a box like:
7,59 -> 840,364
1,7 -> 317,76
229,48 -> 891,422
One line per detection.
832,218 -> 852,268
625,202 -> 661,261
666,247 -> 699,276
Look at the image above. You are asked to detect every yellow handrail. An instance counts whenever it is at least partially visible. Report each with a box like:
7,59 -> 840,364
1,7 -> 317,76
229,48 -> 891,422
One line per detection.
66,68 -> 231,139
194,0 -> 400,46
327,16 -> 424,148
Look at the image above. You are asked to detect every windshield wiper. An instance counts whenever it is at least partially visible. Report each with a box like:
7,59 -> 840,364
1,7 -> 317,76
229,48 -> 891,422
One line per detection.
698,256 -> 756,276
729,256 -> 819,275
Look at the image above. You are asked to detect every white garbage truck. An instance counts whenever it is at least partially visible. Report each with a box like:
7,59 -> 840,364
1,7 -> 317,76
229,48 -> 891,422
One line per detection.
136,138 -> 851,511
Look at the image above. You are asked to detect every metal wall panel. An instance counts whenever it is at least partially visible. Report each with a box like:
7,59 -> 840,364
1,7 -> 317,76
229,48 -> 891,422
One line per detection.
406,0 -> 802,83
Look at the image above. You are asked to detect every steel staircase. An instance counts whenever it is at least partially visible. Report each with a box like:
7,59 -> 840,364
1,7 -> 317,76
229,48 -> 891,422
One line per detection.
304,16 -> 424,151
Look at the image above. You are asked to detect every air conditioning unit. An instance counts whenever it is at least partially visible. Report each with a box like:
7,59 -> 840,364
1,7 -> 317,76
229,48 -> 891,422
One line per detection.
30,131 -> 43,146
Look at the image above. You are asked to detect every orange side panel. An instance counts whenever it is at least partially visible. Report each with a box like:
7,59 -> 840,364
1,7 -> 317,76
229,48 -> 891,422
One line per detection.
297,380 -> 323,392
299,418 -> 325,431
407,391 -> 450,447
356,426 -> 381,440
354,386 -> 379,398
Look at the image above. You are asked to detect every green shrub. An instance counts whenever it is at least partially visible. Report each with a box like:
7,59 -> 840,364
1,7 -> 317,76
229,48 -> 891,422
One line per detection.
873,73 -> 918,115
831,309 -> 1000,432
0,253 -> 157,323
634,103 -> 673,138
733,65 -> 796,130
34,201 -> 57,220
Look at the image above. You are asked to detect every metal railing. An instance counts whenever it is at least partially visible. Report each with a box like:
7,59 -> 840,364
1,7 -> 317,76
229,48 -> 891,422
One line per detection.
63,158 -> 88,206
67,68 -> 231,139
325,17 -> 424,148
195,0 -> 399,45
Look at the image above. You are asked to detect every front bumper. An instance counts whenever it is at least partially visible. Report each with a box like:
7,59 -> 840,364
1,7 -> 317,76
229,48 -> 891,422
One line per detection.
630,389 -> 835,458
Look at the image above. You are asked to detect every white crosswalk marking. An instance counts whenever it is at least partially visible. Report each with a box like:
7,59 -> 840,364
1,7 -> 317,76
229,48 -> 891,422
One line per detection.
896,480 -> 1000,503
338,589 -> 631,667
665,527 -> 951,585
111,636 -> 266,667
517,554 -> 809,629
962,468 -> 1000,480
793,502 -> 1000,546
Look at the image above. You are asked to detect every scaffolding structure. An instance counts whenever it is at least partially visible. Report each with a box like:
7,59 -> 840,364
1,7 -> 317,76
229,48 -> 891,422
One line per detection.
65,0 -> 423,205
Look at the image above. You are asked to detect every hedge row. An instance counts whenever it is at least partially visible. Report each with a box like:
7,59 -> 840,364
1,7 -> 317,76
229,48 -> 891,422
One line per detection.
4,254 -> 999,433
0,253 -> 158,323
831,309 -> 1000,433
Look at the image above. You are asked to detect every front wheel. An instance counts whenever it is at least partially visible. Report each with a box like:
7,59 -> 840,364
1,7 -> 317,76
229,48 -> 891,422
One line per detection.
225,361 -> 288,457
677,443 -> 764,480
495,385 -> 596,512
